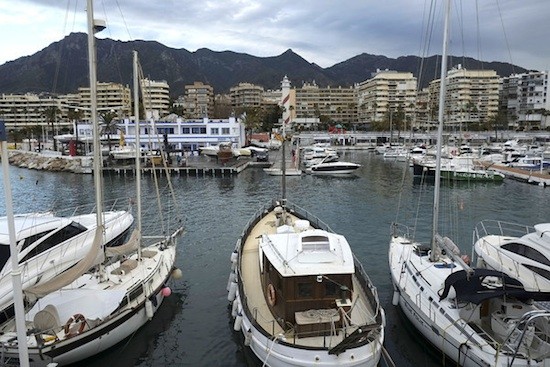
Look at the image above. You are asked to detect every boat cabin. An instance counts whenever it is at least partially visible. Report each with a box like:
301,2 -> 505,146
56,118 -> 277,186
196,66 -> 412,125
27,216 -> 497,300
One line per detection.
260,224 -> 355,335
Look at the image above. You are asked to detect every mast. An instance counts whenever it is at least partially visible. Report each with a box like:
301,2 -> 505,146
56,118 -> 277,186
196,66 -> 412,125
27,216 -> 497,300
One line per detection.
87,0 -> 105,233
0,122 -> 29,366
133,51 -> 142,258
430,0 -> 451,261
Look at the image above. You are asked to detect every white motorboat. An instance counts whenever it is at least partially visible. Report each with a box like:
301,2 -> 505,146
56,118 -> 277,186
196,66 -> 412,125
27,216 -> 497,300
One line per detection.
0,209 -> 133,324
228,199 -> 385,367
474,221 -> 550,292
0,12 -> 184,366
305,157 -> 361,176
110,144 -> 145,160
413,156 -> 505,182
389,2 -> 550,365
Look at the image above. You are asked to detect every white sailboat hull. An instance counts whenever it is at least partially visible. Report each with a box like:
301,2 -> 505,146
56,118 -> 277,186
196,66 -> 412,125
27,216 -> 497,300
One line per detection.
0,242 -> 177,366
389,235 -> 550,367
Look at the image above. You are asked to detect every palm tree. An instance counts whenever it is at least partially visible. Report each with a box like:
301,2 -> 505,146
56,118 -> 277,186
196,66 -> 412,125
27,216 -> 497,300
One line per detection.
99,110 -> 120,153
42,106 -> 61,151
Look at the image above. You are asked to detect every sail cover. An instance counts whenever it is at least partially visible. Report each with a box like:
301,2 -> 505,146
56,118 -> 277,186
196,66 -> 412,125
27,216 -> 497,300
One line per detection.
440,268 -> 550,304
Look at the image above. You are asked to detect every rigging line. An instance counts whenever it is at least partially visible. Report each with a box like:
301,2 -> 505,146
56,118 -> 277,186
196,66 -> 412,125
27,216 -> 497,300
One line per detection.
97,0 -> 125,85
494,0 -> 516,74
474,0 -> 484,70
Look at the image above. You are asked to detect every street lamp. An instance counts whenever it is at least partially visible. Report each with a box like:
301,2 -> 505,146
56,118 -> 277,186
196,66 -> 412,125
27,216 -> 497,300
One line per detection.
74,108 -> 79,156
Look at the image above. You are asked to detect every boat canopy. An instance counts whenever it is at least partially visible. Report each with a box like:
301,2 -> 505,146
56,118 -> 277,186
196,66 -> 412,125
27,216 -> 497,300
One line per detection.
261,228 -> 354,277
440,268 -> 550,305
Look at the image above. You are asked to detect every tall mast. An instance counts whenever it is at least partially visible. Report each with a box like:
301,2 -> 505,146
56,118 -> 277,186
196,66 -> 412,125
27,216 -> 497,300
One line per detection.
133,51 -> 142,257
430,0 -> 451,261
87,0 -> 105,228
0,122 -> 29,365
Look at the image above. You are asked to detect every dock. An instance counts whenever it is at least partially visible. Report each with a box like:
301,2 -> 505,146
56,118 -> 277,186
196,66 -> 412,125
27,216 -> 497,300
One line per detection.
102,156 -> 272,177
487,163 -> 550,187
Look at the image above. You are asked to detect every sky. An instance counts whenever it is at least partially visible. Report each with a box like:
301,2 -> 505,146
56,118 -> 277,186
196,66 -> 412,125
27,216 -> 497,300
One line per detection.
0,0 -> 549,72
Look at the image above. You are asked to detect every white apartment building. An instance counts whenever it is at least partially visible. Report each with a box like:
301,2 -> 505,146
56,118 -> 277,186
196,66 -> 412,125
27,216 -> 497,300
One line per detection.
429,66 -> 500,130
356,70 -> 417,129
141,78 -> 170,119
501,71 -> 550,130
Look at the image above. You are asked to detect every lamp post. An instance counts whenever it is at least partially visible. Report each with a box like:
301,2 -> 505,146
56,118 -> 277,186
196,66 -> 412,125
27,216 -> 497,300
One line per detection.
74,108 -> 79,155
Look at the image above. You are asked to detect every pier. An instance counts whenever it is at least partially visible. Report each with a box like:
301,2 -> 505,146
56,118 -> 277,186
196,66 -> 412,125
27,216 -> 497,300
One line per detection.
487,163 -> 550,187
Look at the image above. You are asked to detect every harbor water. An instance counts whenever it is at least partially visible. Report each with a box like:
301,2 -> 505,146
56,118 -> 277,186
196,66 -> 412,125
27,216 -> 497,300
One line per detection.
2,151 -> 550,366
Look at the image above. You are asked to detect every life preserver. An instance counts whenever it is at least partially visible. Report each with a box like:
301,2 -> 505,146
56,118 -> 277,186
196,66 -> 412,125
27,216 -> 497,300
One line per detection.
64,313 -> 86,337
267,284 -> 276,307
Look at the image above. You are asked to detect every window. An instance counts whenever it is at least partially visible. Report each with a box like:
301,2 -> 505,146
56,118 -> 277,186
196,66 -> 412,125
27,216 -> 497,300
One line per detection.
501,242 -> 550,266
0,245 -> 10,271
211,128 -> 219,135
182,127 -> 190,134
297,282 -> 313,298
325,282 -> 338,297
20,222 -> 87,264
524,264 -> 550,281
221,128 -> 230,135
157,127 -> 174,134
191,127 -> 206,134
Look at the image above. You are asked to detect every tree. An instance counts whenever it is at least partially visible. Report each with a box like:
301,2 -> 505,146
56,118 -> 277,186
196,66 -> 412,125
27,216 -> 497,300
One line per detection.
42,106 -> 61,151
99,110 -> 120,152
67,108 -> 84,155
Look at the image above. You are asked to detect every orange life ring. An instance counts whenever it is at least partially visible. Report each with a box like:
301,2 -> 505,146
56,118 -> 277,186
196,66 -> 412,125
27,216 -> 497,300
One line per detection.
267,284 -> 276,307
64,313 -> 86,337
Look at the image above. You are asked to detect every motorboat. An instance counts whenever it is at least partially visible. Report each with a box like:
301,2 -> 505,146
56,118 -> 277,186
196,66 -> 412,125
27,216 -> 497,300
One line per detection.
508,156 -> 550,171
110,144 -> 145,160
305,157 -> 361,176
413,156 -> 505,182
228,200 -> 385,366
389,2 -> 550,365
0,209 -> 133,324
473,221 -> 550,292
0,16 -> 184,366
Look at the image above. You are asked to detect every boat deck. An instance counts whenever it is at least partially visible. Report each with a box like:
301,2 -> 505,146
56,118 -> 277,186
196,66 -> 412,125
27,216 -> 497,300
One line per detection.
241,211 -> 379,347
241,210 -> 285,335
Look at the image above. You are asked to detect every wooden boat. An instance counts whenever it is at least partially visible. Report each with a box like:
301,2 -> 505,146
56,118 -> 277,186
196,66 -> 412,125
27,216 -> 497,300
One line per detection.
227,200 -> 385,366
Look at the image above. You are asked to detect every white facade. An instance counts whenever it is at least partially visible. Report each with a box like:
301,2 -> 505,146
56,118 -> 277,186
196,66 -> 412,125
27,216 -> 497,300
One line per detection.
115,116 -> 246,152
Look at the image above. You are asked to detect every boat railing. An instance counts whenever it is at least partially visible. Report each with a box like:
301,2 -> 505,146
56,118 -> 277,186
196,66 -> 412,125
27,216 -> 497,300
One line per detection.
390,222 -> 415,240
353,255 -> 382,323
472,220 -> 534,243
503,310 -> 550,365
48,197 -> 132,218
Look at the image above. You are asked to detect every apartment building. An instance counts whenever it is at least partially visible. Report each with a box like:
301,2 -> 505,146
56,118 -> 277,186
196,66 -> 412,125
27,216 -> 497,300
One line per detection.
78,82 -> 132,122
230,83 -> 264,109
294,81 -> 357,127
181,82 -> 214,118
356,70 -> 417,129
501,71 -> 549,130
140,78 -> 170,119
429,66 -> 500,130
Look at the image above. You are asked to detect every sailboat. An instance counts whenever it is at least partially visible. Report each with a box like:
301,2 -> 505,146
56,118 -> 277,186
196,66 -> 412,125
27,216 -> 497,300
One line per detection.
389,1 -> 550,366
0,2 -> 184,365
227,78 -> 384,367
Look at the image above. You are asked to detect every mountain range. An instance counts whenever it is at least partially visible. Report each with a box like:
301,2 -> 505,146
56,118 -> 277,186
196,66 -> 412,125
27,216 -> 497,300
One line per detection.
0,32 -> 529,98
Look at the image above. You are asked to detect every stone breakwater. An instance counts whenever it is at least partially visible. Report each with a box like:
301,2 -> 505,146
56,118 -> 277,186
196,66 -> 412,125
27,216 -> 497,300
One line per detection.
5,151 -> 92,174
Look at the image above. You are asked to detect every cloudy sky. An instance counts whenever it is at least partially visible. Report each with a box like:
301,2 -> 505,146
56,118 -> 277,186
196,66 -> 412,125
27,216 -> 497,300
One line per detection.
0,0 -> 548,72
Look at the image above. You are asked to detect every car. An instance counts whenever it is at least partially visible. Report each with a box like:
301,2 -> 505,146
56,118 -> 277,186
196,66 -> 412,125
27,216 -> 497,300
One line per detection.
255,150 -> 269,162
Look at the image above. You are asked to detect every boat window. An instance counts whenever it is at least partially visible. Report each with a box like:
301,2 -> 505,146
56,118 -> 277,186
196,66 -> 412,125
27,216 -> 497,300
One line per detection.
301,235 -> 330,252
0,245 -> 10,271
297,282 -> 313,298
501,243 -> 550,266
523,264 -> 550,281
20,230 -> 55,252
325,282 -> 338,297
19,222 -> 87,264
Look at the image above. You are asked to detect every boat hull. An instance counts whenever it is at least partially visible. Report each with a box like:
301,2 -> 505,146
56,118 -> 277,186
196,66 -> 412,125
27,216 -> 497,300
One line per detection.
228,201 -> 384,367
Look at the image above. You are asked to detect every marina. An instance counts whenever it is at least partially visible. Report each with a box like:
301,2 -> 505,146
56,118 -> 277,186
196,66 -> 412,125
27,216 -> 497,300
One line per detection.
1,151 -> 550,366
